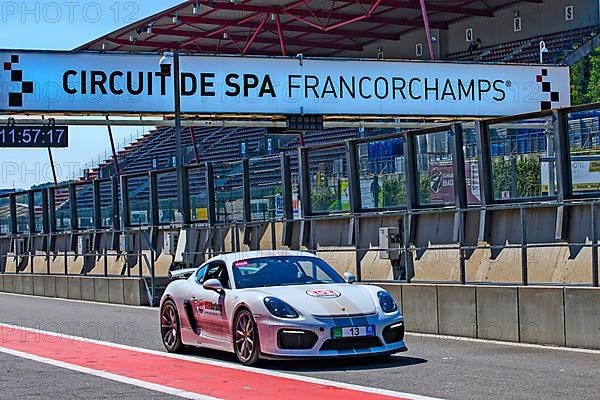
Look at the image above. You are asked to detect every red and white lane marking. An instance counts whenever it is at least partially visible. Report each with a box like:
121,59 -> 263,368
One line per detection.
0,324 -> 441,400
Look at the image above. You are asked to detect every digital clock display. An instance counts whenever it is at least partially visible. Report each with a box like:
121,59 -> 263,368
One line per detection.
0,126 -> 69,148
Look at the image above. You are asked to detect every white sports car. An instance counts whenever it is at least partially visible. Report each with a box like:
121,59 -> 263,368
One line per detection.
160,250 -> 407,365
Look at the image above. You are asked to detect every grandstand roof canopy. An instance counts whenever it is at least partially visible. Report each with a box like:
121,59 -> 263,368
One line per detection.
78,0 -> 542,56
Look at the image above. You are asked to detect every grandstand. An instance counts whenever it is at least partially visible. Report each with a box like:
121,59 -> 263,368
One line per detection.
71,0 -> 600,197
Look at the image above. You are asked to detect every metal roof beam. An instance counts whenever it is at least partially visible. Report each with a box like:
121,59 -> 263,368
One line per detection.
187,1 -> 448,29
339,0 -> 495,17
176,17 -> 400,40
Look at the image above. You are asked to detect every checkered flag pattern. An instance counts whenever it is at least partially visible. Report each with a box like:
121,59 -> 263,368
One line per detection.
3,55 -> 34,107
536,68 -> 560,111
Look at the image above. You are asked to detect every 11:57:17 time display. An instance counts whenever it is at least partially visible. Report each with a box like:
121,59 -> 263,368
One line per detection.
0,126 -> 69,148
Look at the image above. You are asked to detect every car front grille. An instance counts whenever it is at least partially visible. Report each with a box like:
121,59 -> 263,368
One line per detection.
320,337 -> 383,351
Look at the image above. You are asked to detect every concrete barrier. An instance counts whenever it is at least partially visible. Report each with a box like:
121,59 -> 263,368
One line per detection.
3,275 -> 13,292
33,275 -> 45,296
518,287 -> 565,346
94,278 -> 110,303
124,279 -> 148,306
44,275 -> 56,297
476,286 -> 519,342
564,288 -> 600,349
67,277 -> 82,300
80,277 -> 95,302
55,276 -> 68,298
437,285 -> 477,338
401,284 -> 438,334
22,275 -> 34,295
0,274 -> 152,306
13,275 -> 23,294
1,274 -> 599,351
108,279 -> 125,304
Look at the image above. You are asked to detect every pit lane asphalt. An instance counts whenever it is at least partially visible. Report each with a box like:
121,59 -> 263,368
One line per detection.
0,293 -> 598,400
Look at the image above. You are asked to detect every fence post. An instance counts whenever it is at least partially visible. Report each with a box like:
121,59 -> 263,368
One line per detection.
206,162 -> 216,227
552,109 -> 572,240
41,189 -> 50,274
280,154 -> 294,247
92,180 -> 102,231
149,171 -> 159,227
475,120 -> 493,243
298,147 -> 311,248
9,193 -> 17,236
402,132 -> 419,283
451,123 -> 468,284
242,158 -> 252,224
592,203 -> 599,287
520,207 -> 528,286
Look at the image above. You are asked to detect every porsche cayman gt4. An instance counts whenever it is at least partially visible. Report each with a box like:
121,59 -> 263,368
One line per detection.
160,250 -> 406,365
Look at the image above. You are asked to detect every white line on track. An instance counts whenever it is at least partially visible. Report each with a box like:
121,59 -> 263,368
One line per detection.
0,322 -> 443,400
404,332 -> 600,355
0,346 -> 220,400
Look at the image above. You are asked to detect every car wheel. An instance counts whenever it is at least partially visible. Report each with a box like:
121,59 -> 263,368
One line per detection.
233,309 -> 260,366
161,299 -> 185,353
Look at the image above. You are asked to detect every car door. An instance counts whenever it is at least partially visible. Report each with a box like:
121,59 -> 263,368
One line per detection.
193,261 -> 230,344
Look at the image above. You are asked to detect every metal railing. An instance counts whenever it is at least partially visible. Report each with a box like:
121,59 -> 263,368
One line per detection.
2,103 -> 600,288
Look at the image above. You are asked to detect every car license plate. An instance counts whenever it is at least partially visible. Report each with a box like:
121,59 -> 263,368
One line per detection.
331,325 -> 375,339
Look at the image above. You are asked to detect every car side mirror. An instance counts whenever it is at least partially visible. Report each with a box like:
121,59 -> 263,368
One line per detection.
344,272 -> 357,284
203,278 -> 224,294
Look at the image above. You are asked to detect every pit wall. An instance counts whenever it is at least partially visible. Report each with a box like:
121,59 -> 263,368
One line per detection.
374,283 -> 600,350
1,273 -> 597,351
0,274 -> 168,306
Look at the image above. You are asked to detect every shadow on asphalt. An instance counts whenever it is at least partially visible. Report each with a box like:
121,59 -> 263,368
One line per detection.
186,348 -> 427,371
270,355 -> 428,372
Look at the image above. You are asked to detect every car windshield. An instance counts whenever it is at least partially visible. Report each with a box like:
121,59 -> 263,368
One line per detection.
232,256 -> 345,289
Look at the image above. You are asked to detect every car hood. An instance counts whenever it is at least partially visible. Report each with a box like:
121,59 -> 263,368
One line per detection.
249,284 -> 377,317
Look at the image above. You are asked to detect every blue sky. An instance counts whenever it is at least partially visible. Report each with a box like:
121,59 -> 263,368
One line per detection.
0,0 -> 182,189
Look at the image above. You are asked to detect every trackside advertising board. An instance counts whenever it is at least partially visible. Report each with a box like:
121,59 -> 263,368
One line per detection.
0,50 -> 570,116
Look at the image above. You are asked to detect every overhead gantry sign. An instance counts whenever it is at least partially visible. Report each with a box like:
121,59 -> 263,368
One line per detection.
1,50 -> 570,117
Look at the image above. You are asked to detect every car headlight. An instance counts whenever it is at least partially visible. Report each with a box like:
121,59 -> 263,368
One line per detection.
263,297 -> 299,318
377,291 -> 398,313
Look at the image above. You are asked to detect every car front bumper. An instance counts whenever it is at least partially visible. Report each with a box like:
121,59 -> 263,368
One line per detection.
254,311 -> 407,358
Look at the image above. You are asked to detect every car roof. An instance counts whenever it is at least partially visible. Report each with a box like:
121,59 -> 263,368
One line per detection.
205,250 -> 318,266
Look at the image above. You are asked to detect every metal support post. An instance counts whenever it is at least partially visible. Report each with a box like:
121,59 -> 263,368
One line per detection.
149,172 -> 160,227
206,162 -> 217,227
552,109 -> 572,240
592,204 -> 599,287
520,208 -> 528,286
475,120 -> 493,243
173,51 -> 191,226
280,154 -> 294,246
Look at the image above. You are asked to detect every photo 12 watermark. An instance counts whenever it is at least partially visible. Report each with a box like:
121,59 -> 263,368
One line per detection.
1,160 -> 84,187
1,1 -> 140,24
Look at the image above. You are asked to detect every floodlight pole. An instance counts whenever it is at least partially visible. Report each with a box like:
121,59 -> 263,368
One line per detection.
173,50 -> 190,225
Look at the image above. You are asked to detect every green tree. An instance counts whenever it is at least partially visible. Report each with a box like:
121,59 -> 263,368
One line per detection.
311,188 -> 337,212
420,174 -> 430,203
587,50 -> 600,103
381,175 -> 406,207
570,48 -> 600,104
516,156 -> 541,197
491,157 -> 512,199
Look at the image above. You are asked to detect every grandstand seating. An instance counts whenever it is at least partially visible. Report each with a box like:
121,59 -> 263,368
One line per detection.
62,125 -> 360,224
447,26 -> 598,63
